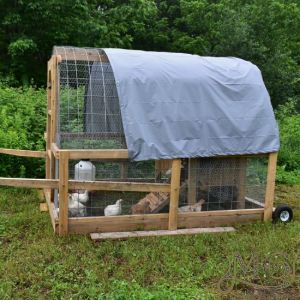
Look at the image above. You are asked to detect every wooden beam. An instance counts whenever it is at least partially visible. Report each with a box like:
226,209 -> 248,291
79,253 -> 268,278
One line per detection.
53,47 -> 108,62
40,203 -> 49,212
188,158 -> 197,204
68,180 -> 170,193
0,148 -> 46,158
51,143 -> 60,159
44,189 -> 59,232
168,159 -> 182,230
68,209 -> 263,234
64,149 -> 129,160
69,213 -> 169,234
245,197 -> 264,208
58,152 -> 69,236
90,227 -> 236,240
237,157 -> 247,209
264,152 -> 278,221
0,178 -> 58,189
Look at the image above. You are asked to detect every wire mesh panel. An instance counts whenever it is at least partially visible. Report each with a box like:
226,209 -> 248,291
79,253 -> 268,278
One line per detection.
54,159 -> 172,218
179,156 -> 268,212
53,46 -> 126,149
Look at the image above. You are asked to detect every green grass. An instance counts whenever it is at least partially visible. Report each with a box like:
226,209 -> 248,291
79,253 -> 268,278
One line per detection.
0,186 -> 299,299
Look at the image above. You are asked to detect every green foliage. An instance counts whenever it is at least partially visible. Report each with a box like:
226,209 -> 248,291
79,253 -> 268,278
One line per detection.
276,98 -> 300,184
0,0 -> 299,109
0,86 -> 46,177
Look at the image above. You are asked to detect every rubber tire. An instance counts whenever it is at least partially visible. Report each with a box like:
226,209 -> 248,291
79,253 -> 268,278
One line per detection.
272,204 -> 293,223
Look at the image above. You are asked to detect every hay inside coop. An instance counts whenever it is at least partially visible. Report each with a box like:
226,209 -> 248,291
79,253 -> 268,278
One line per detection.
45,47 -> 279,235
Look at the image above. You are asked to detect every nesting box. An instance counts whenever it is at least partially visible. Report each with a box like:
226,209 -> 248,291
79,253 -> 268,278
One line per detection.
0,46 -> 279,238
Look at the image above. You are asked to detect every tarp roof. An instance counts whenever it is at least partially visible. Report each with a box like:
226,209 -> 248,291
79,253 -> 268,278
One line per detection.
104,49 -> 279,161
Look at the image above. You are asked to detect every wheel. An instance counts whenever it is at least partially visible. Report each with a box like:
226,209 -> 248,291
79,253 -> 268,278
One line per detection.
273,204 -> 293,223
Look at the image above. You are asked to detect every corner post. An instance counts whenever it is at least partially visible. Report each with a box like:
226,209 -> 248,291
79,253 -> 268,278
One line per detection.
264,152 -> 278,221
59,151 -> 69,236
168,159 -> 181,230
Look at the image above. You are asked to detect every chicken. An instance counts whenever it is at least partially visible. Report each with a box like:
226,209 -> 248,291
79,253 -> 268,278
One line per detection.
104,199 -> 123,216
178,199 -> 205,212
70,190 -> 89,204
57,194 -> 87,217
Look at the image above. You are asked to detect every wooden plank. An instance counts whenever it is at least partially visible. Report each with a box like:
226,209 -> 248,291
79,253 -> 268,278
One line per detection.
168,159 -> 182,230
51,143 -> 60,159
178,212 -> 263,229
188,158 -> 197,204
0,178 -> 58,189
120,162 -> 128,180
68,180 -> 170,193
91,227 -> 236,240
40,203 -> 49,212
69,213 -> 169,234
58,152 -> 69,236
53,47 -> 108,62
64,149 -> 129,160
245,197 -> 264,208
237,157 -> 247,209
46,58 -> 52,185
264,152 -> 278,221
0,148 -> 46,158
68,209 -> 263,235
44,189 -> 59,232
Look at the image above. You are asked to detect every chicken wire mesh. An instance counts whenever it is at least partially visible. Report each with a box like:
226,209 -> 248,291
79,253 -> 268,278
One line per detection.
55,156 -> 268,218
53,46 -> 126,149
179,156 -> 268,211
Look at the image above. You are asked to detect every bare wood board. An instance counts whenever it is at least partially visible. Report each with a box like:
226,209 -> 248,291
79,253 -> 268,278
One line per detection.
90,226 -> 236,240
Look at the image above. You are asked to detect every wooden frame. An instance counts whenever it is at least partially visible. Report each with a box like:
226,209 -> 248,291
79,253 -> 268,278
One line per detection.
0,51 -> 279,238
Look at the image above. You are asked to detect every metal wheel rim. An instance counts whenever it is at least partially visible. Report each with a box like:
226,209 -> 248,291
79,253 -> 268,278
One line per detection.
279,210 -> 290,222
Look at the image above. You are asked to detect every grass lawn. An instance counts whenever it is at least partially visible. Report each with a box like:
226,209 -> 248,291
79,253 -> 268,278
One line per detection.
0,185 -> 299,299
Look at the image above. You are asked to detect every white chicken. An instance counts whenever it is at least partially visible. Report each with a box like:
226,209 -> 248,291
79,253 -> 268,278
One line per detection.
70,190 -> 89,204
104,199 -> 123,216
178,199 -> 205,212
57,194 -> 87,217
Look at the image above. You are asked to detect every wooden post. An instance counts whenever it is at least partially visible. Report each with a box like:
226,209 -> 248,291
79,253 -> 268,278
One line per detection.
188,158 -> 197,204
264,152 -> 278,221
120,162 -> 128,180
168,159 -> 181,230
237,157 -> 247,209
59,151 -> 69,236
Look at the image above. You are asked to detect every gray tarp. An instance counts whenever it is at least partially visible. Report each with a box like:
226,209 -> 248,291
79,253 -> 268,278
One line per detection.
104,49 -> 280,161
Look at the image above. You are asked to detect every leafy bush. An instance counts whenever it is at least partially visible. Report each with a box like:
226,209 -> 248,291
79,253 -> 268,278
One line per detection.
0,85 -> 46,177
276,98 -> 300,184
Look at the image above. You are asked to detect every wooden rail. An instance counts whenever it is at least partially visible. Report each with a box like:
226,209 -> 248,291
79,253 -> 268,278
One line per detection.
0,177 -> 170,193
0,148 -> 46,158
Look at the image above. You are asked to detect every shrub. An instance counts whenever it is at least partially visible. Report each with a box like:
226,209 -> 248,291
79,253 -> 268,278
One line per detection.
0,85 -> 46,177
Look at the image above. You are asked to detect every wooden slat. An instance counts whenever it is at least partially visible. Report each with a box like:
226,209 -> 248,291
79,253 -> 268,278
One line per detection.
51,143 -> 60,159
188,158 -> 197,205
264,152 -> 278,221
0,178 -> 58,189
90,227 -> 236,240
68,209 -> 263,235
68,180 -> 170,192
65,149 -> 129,160
44,189 -> 59,232
0,148 -> 46,158
178,212 -> 263,229
58,152 -> 69,236
54,47 -> 108,62
168,159 -> 182,230
40,203 -> 49,212
237,157 -> 247,209
69,213 -> 169,234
